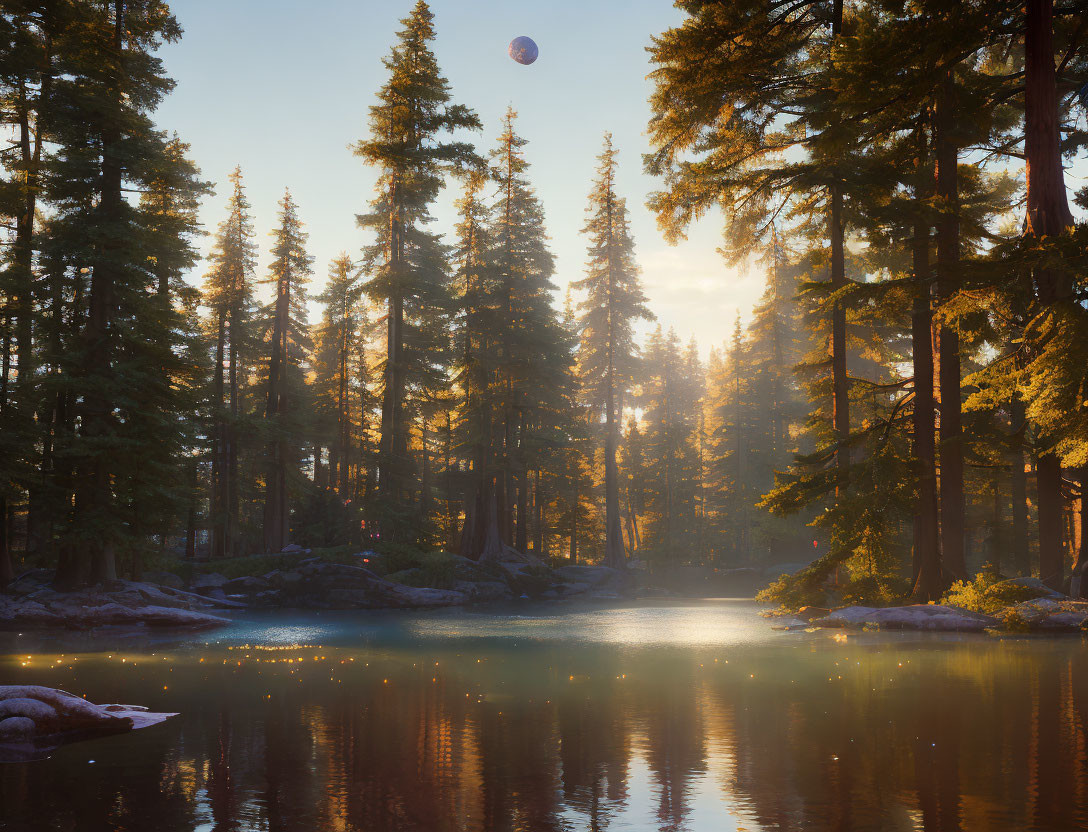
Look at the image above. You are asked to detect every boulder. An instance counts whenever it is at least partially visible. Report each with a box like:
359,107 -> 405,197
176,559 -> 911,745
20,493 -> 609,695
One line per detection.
389,586 -> 468,607
797,606 -> 832,622
265,570 -> 304,588
5,569 -> 53,596
813,604 -> 999,632
0,686 -> 177,762
142,571 -> 185,590
0,597 -> 61,626
221,575 -> 270,595
554,565 -> 622,588
453,580 -> 512,603
1010,598 -> 1088,631
0,717 -> 35,741
992,577 -> 1067,601
191,572 -> 228,590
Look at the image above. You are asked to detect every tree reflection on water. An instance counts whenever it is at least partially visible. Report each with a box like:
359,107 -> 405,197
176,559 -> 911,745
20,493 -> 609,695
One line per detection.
2,632 -> 1088,831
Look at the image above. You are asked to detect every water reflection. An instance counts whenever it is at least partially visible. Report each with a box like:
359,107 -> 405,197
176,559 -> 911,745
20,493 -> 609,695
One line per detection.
2,605 -> 1088,831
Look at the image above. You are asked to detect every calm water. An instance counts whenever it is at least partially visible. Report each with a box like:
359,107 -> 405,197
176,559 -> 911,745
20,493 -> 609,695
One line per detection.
2,599 -> 1088,832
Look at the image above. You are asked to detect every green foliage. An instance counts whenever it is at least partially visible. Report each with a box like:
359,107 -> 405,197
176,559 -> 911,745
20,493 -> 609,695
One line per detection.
939,567 -> 1045,615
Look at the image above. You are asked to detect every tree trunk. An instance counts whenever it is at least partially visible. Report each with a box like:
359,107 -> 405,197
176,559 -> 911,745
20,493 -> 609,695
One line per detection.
829,0 -> 849,493
934,71 -> 967,581
910,179 -> 943,601
1025,0 -> 1075,589
1072,468 -> 1088,598
1037,454 -> 1065,587
263,267 -> 290,555
1010,397 -> 1031,575
211,309 -> 227,559
0,497 -> 12,589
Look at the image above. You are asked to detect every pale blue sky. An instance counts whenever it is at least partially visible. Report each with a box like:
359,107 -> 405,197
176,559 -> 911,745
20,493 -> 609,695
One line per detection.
154,0 -> 761,355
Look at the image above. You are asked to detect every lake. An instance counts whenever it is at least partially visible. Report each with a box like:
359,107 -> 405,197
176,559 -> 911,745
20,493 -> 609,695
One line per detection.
2,598 -> 1088,831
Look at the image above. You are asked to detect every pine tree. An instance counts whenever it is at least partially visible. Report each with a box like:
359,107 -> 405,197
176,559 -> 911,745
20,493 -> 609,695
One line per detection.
451,170 -> 502,559
638,326 -> 701,564
312,254 -> 364,496
646,0 -> 855,512
473,107 -> 568,558
259,189 -> 313,553
49,0 -> 187,587
0,1 -> 62,584
202,167 -> 258,559
118,133 -> 209,577
355,0 -> 480,539
573,134 -> 653,569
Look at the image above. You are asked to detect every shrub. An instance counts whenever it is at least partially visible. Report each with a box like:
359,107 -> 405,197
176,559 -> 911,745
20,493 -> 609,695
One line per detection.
939,566 -> 1042,615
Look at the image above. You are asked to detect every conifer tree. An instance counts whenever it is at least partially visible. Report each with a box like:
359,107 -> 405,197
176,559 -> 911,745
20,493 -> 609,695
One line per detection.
638,326 -> 701,563
573,134 -> 652,569
202,167 -> 258,559
0,1 -> 62,584
260,189 -> 313,553
49,0 -> 187,587
119,133 -> 208,577
451,171 -> 502,559
480,107 -> 568,557
312,254 -> 364,496
355,0 -> 479,538
646,0 -> 855,512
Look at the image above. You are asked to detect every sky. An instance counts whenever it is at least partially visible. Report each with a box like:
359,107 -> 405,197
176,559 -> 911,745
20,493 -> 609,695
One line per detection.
153,0 -> 764,356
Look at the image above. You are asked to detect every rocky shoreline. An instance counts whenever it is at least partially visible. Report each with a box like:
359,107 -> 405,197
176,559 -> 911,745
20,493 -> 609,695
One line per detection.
0,550 -> 639,632
771,579 -> 1088,634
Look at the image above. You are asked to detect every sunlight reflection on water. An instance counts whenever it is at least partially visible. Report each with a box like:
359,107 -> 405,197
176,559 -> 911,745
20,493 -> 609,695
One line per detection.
3,599 -> 1088,832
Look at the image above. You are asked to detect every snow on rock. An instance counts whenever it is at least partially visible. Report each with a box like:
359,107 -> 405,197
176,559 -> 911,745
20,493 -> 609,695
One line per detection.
813,604 -> 999,632
0,686 -> 178,762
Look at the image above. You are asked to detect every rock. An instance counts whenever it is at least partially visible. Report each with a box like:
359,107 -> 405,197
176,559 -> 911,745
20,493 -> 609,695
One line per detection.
554,565 -> 621,588
481,543 -> 544,566
771,617 -> 810,631
556,581 -> 592,597
813,604 -> 999,632
797,606 -> 832,622
0,698 -> 58,723
142,571 -> 185,590
262,569 -> 300,587
191,572 -> 228,589
390,586 -> 468,607
0,598 -> 60,626
0,716 -> 36,740
993,577 -> 1067,600
221,575 -> 270,595
1010,598 -> 1088,631
453,581 -> 512,603
252,590 -> 284,606
5,569 -> 53,596
0,687 -> 177,760
280,543 -> 305,553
